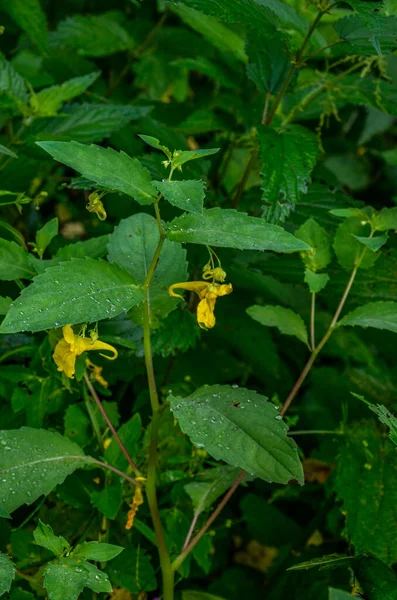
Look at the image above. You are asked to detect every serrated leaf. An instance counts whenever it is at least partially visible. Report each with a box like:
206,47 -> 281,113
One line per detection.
334,424 -> 397,564
246,35 -> 290,94
0,239 -> 34,281
107,213 -> 187,325
0,258 -> 145,334
55,236 -> 110,261
33,73 -> 99,117
166,208 -> 310,252
2,0 -> 48,53
354,394 -> 397,446
36,141 -> 157,205
259,125 -> 318,215
0,427 -> 87,514
53,13 -> 134,57
339,301 -> 397,333
73,542 -> 123,562
172,148 -> 219,169
304,269 -> 330,294
288,554 -> 353,571
374,207 -> 397,231
43,558 -> 112,600
353,233 -> 388,252
333,217 -> 379,271
33,104 -> 152,143
138,134 -> 171,158
247,305 -> 309,347
334,15 -> 397,56
295,218 -> 332,271
353,554 -> 397,600
0,552 -> 15,596
154,179 -> 205,215
169,384 -> 303,484
33,521 -> 70,557
0,57 -> 28,111
35,217 -> 58,258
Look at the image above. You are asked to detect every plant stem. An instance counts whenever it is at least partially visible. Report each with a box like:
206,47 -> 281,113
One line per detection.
84,373 -> 139,474
261,92 -> 271,125
142,198 -> 174,600
310,293 -> 316,351
288,429 -> 343,436
171,470 -> 246,573
86,457 -> 140,485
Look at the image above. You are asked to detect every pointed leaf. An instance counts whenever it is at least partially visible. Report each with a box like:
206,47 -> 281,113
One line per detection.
0,258 -> 145,334
33,521 -> 70,557
247,305 -> 309,347
2,0 -> 48,53
73,542 -> 123,562
43,558 -> 112,600
166,208 -> 310,252
169,385 -> 303,484
339,301 -> 397,333
0,552 -> 15,596
172,148 -> 219,169
35,218 -> 59,258
33,73 -> 99,117
304,269 -> 330,293
36,142 -> 157,205
288,554 -> 354,571
0,239 -> 34,281
374,207 -> 397,231
154,179 -> 205,215
352,233 -> 388,252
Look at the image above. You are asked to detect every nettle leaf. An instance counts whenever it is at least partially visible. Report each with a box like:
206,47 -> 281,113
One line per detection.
107,214 -> 187,324
33,521 -> 70,557
154,179 -> 205,215
259,125 -> 318,220
73,542 -> 123,562
0,552 -> 15,595
0,427 -> 87,514
334,424 -> 397,564
339,301 -> 397,334
33,104 -> 152,144
247,305 -> 309,347
295,218 -> 332,271
0,258 -> 145,334
32,73 -> 99,117
53,13 -> 135,57
0,56 -> 28,111
43,558 -> 112,600
169,385 -> 303,485
333,217 -> 379,271
36,142 -> 157,206
0,239 -> 34,281
166,208 -> 309,252
374,207 -> 397,231
354,394 -> 397,447
2,0 -> 48,53
334,15 -> 397,56
246,35 -> 291,95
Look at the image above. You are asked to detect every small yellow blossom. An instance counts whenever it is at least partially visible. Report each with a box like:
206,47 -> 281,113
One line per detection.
86,191 -> 107,221
53,324 -> 117,379
169,279 -> 232,329
125,478 -> 146,530
86,358 -> 109,388
202,265 -> 227,282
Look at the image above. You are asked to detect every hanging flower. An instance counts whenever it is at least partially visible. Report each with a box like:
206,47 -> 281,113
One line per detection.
86,191 -> 107,221
53,324 -> 117,379
169,264 -> 232,330
85,358 -> 109,388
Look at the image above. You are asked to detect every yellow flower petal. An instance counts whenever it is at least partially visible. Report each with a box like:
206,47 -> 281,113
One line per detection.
168,281 -> 209,300
197,294 -> 217,329
89,339 -> 118,360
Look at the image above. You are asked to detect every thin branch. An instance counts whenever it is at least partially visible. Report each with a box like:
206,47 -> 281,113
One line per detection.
86,457 -> 140,486
310,293 -> 316,351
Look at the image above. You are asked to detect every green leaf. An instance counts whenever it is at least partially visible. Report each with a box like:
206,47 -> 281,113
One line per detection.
333,217 -> 379,271
334,424 -> 397,564
64,404 -> 91,448
356,395 -> 397,447
0,144 -> 17,159
259,125 -> 319,216
36,142 -> 157,205
53,13 -> 135,57
339,301 -> 397,333
182,593 -> 227,600
0,56 -> 28,111
104,414 -> 141,471
32,73 -> 99,117
169,384 -> 303,484
34,218 -> 59,259
246,35 -> 290,94
353,233 -> 388,252
0,258 -> 145,334
55,235 -> 110,261
329,208 -> 368,219
353,554 -> 397,600
138,134 -> 171,158
170,4 -> 246,62
174,0 -> 281,37
0,427 -> 87,514
304,269 -> 330,294
106,545 -> 157,593
334,15 -> 397,56
184,466 -> 245,515
287,554 -> 354,571
166,208 -> 310,252
0,239 -> 34,281
73,542 -> 123,562
0,552 -> 15,596
107,213 -> 187,325
172,148 -> 219,169
43,558 -> 112,600
33,104 -> 152,143
33,521 -> 70,557
90,480 -> 123,520
0,296 -> 12,315
247,305 -> 309,347
374,207 -> 397,231
328,590 -> 354,600
154,179 -> 205,215
2,0 -> 48,53
295,218 -> 332,271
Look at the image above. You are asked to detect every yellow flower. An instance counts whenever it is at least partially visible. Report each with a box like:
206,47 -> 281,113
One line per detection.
53,324 -> 117,379
85,358 -> 109,388
169,280 -> 232,329
86,191 -> 107,221
125,478 -> 146,530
